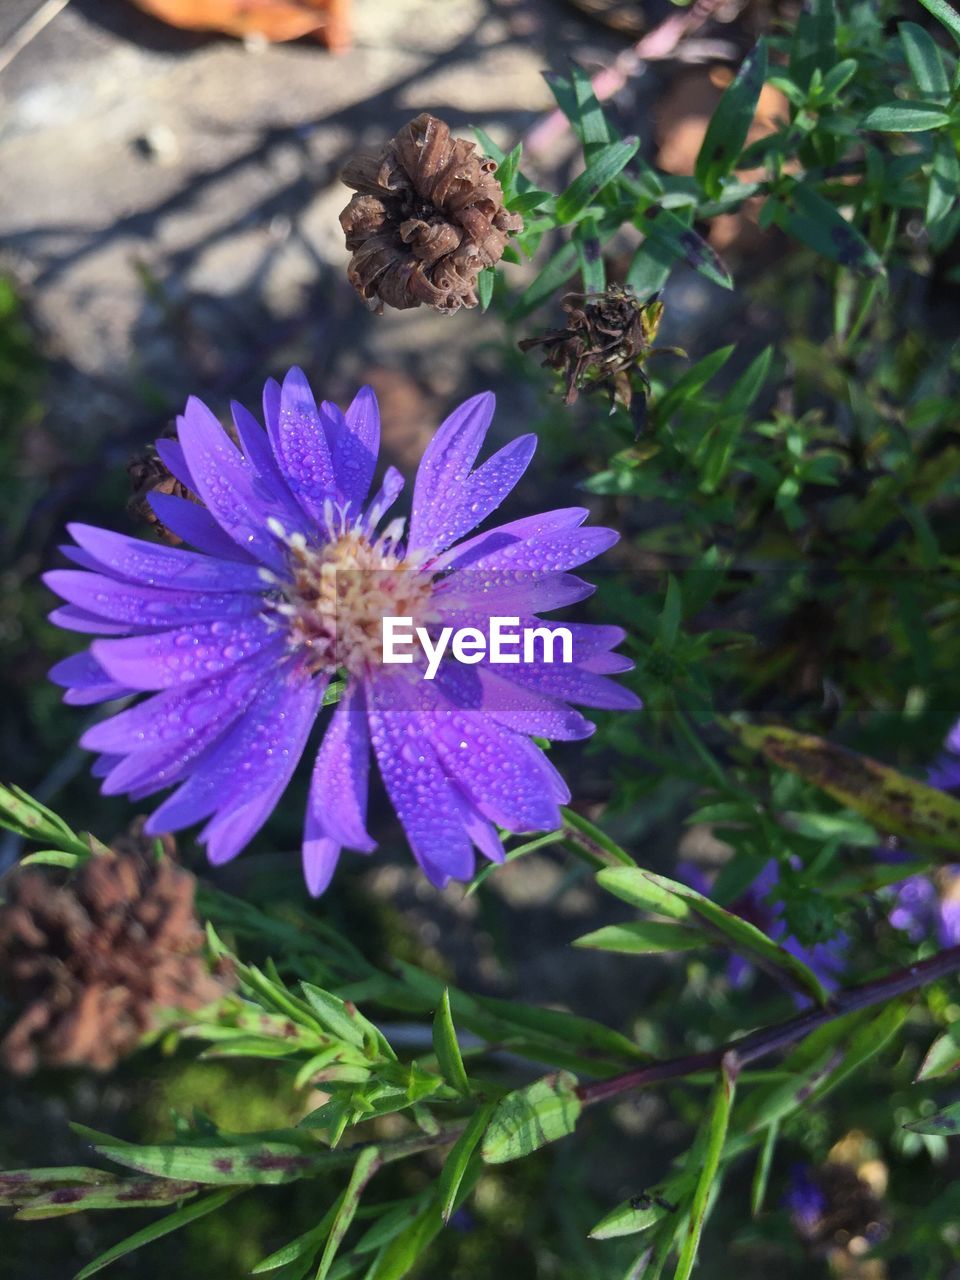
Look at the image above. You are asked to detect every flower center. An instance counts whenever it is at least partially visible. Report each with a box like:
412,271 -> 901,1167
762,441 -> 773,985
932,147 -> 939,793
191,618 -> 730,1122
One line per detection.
265,519 -> 436,677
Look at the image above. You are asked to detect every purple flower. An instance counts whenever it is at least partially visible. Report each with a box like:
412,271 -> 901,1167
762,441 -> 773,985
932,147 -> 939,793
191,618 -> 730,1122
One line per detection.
679,859 -> 848,994
784,1164 -> 827,1237
887,722 -> 960,945
45,371 -> 639,893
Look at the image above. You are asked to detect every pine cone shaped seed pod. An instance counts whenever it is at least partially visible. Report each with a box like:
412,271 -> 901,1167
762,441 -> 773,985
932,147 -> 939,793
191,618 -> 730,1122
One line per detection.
339,114 -> 523,314
0,838 -> 233,1074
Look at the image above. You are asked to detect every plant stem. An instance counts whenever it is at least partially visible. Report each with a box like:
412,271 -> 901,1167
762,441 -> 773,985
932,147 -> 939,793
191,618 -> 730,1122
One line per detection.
578,943 -> 960,1106
561,808 -> 636,868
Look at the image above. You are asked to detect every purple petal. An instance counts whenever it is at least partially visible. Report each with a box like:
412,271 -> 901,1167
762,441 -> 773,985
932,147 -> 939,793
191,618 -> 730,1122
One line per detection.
148,493 -> 258,562
155,438 -> 195,491
44,570 -> 263,629
411,430 -> 536,556
460,802 -> 506,864
146,666 -> 323,861
472,667 -> 595,740
176,396 -> 289,568
92,614 -> 275,691
441,523 -> 618,575
50,651 -> 132,705
332,386 -> 379,510
416,683 -> 563,831
266,367 -> 337,523
65,523 -> 266,592
408,393 -> 494,554
366,673 -> 476,886
302,837 -> 342,897
432,508 -> 589,571
436,571 -> 596,620
306,683 -> 375,854
49,606 -> 140,636
361,466 -> 405,533
498,661 -> 642,710
81,643 -> 283,755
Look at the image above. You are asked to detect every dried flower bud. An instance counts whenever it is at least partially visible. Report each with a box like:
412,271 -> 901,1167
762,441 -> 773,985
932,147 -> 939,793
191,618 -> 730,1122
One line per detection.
519,288 -> 681,420
0,834 -> 233,1074
339,113 -> 523,314
126,429 -> 195,545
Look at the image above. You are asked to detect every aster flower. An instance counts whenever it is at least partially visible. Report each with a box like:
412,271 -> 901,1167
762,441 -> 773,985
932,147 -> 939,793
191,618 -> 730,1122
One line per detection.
886,721 -> 960,946
45,370 -> 639,894
679,858 -> 848,996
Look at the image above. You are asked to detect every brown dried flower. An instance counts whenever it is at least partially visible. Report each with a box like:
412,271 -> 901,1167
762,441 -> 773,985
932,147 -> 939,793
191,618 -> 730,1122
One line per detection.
339,113 -> 523,314
518,287 -> 681,419
0,833 -> 233,1074
126,432 -> 194,545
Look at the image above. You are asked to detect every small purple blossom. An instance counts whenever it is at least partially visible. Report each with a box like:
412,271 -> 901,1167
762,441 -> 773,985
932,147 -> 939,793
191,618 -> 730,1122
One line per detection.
784,1164 -> 828,1237
679,859 -> 848,995
45,370 -> 639,893
887,723 -> 960,946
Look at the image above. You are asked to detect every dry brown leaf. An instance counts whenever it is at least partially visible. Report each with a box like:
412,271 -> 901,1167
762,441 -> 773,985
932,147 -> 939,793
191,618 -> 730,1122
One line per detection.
129,0 -> 351,50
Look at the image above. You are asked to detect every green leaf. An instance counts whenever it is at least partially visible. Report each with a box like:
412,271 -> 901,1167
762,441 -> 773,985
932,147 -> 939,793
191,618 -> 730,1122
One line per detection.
918,0 -> 960,48
900,22 -> 951,97
573,920 -> 706,955
555,138 -> 639,223
512,239 -> 580,318
438,1105 -> 495,1224
789,0 -> 836,88
73,1190 -> 239,1278
251,1204 -> 339,1274
672,1064 -> 736,1280
928,133 -> 959,227
568,61 -> 615,152
653,344 -> 735,424
861,101 -> 953,132
72,1125 -> 351,1186
299,985 -> 367,1049
658,575 -> 683,648
573,216 -> 606,292
315,1147 -> 380,1280
917,1024 -> 960,1082
751,1122 -> 779,1218
695,41 -> 767,198
589,1170 -> 694,1240
431,989 -> 471,1096
481,1072 -> 582,1164
476,268 -> 495,312
773,183 -> 885,276
597,868 -> 828,1003
0,784 -> 91,859
728,721 -> 960,851
637,208 -> 733,291
904,1101 -> 960,1136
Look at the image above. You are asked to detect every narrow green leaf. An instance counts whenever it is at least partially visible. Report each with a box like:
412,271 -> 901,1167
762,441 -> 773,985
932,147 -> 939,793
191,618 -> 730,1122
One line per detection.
862,101 -> 953,131
589,1171 -> 694,1240
596,866 -> 694,922
573,920 -> 706,955
672,1065 -> 736,1280
900,22 -> 951,96
481,1072 -> 581,1164
569,60 -> 615,151
729,721 -> 960,851
638,208 -> 733,290
72,1124 -> 351,1186
300,985 -> 366,1049
18,850 -> 85,869
654,344 -> 735,424
695,41 -> 767,197
789,0 -> 836,88
751,1122 -> 778,1217
315,1148 -> 380,1280
573,216 -> 606,292
774,183 -> 884,276
512,239 -> 580,318
431,989 -> 471,1096
658,575 -> 683,648
904,1101 -> 960,1135
928,133 -> 959,226
555,138 -> 639,223
917,1024 -> 960,1081
476,267 -> 495,312
251,1202 -> 339,1274
73,1190 -> 239,1279
918,0 -> 960,48
438,1104 -> 495,1223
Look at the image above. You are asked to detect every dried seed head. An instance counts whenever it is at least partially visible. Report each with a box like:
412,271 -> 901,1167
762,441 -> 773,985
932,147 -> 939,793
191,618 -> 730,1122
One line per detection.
519,288 -> 678,417
339,113 -> 523,314
0,832 -> 233,1074
126,429 -> 195,545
